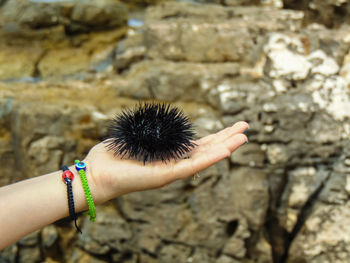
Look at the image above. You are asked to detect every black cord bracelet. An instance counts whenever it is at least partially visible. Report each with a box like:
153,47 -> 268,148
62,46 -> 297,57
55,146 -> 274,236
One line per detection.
61,165 -> 82,234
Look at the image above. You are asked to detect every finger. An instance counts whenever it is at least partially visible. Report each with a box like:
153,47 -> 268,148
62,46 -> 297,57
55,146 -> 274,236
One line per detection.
192,121 -> 249,155
174,133 -> 248,180
224,133 -> 248,152
197,121 -> 249,146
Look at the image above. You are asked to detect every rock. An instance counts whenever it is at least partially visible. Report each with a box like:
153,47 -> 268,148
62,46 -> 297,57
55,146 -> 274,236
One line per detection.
264,33 -> 311,80
260,0 -> 283,8
307,113 -> 344,143
0,44 -> 44,80
308,50 -> 339,76
113,60 -> 240,101
0,243 -> 18,263
224,0 -> 260,5
115,30 -> 146,72
114,160 -> 235,258
0,119 -> 17,186
288,201 -> 350,263
38,28 -> 126,77
193,116 -> 224,138
196,0 -> 260,5
0,0 -> 65,29
121,0 -> 171,7
119,194 -> 192,242
0,27 -> 126,80
43,256 -> 59,262
145,19 -> 250,62
18,231 -> 40,246
138,229 -> 160,254
70,0 -> 128,30
188,248 -> 214,262
305,26 -> 350,65
266,144 -> 288,164
27,136 -> 64,174
339,46 -> 350,84
264,26 -> 350,83
68,249 -> 107,263
278,167 -> 328,232
42,225 -> 58,248
311,0 -> 350,27
319,173 -> 348,205
38,48 -> 91,78
216,255 -> 241,263
138,254 -> 158,263
311,75 -> 350,122
207,79 -> 266,114
111,251 -> 138,263
214,167 -> 269,231
145,2 -> 229,21
287,167 -> 319,208
0,0 -> 128,32
253,235 -> 273,263
79,205 -> 132,254
146,2 -> 302,26
145,3 -> 303,62
231,143 -> 265,167
345,175 -> 350,195
18,246 -> 41,263
11,103 -> 67,178
222,218 -> 250,258
0,0 -> 127,80
158,244 -> 192,262
284,0 -> 350,27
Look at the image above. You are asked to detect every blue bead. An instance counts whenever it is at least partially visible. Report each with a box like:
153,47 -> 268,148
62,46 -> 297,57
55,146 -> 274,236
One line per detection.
75,161 -> 86,172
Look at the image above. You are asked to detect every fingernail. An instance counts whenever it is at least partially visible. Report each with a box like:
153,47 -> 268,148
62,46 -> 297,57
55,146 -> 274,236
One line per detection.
244,128 -> 249,134
244,140 -> 249,145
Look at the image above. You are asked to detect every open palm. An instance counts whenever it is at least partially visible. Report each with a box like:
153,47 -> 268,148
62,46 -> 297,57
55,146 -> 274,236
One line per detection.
85,121 -> 249,204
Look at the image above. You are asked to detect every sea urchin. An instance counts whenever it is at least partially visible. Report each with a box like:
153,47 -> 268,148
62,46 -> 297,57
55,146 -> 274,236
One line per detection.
104,102 -> 196,164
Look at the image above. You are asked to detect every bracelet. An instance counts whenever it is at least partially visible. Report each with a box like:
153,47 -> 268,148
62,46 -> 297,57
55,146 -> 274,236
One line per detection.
60,166 -> 82,234
75,160 -> 96,222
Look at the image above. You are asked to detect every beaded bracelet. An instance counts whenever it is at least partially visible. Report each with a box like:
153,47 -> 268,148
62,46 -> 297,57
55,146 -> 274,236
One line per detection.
60,166 -> 82,234
75,160 -> 96,221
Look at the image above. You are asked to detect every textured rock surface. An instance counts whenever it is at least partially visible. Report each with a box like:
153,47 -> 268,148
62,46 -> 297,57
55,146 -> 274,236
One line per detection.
145,3 -> 303,63
0,0 -> 128,32
0,1 -> 350,263
284,0 -> 350,27
0,0 -> 127,80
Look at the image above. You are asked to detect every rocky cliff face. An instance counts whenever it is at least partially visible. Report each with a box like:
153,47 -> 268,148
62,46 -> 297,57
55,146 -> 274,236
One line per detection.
0,1 -> 350,263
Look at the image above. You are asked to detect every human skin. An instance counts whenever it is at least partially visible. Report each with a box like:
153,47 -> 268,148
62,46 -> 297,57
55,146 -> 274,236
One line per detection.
0,121 -> 249,250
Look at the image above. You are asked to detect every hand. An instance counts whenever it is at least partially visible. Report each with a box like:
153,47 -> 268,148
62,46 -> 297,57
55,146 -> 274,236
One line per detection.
84,121 -> 249,204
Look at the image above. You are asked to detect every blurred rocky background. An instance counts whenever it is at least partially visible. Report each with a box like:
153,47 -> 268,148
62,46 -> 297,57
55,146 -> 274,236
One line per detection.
0,0 -> 350,262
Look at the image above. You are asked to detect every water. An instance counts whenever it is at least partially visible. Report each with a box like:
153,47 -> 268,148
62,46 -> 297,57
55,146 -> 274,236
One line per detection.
29,0 -> 81,2
0,76 -> 42,83
128,19 -> 144,28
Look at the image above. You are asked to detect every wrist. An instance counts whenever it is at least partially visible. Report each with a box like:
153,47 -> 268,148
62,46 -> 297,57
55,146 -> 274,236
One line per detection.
82,143 -> 125,204
81,158 -> 111,205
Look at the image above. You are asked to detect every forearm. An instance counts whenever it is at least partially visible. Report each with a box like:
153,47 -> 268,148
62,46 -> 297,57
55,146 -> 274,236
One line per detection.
0,166 -> 93,249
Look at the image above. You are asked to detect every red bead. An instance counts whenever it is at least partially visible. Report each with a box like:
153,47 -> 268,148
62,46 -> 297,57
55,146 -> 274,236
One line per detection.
62,170 -> 74,182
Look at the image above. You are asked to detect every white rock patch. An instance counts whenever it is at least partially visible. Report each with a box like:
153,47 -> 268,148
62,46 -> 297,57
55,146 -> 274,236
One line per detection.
268,49 -> 311,80
308,50 -> 339,76
312,76 -> 350,121
264,34 -> 311,80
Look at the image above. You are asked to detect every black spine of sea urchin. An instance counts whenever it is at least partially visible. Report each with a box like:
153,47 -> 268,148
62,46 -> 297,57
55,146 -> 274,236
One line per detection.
104,102 -> 196,164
